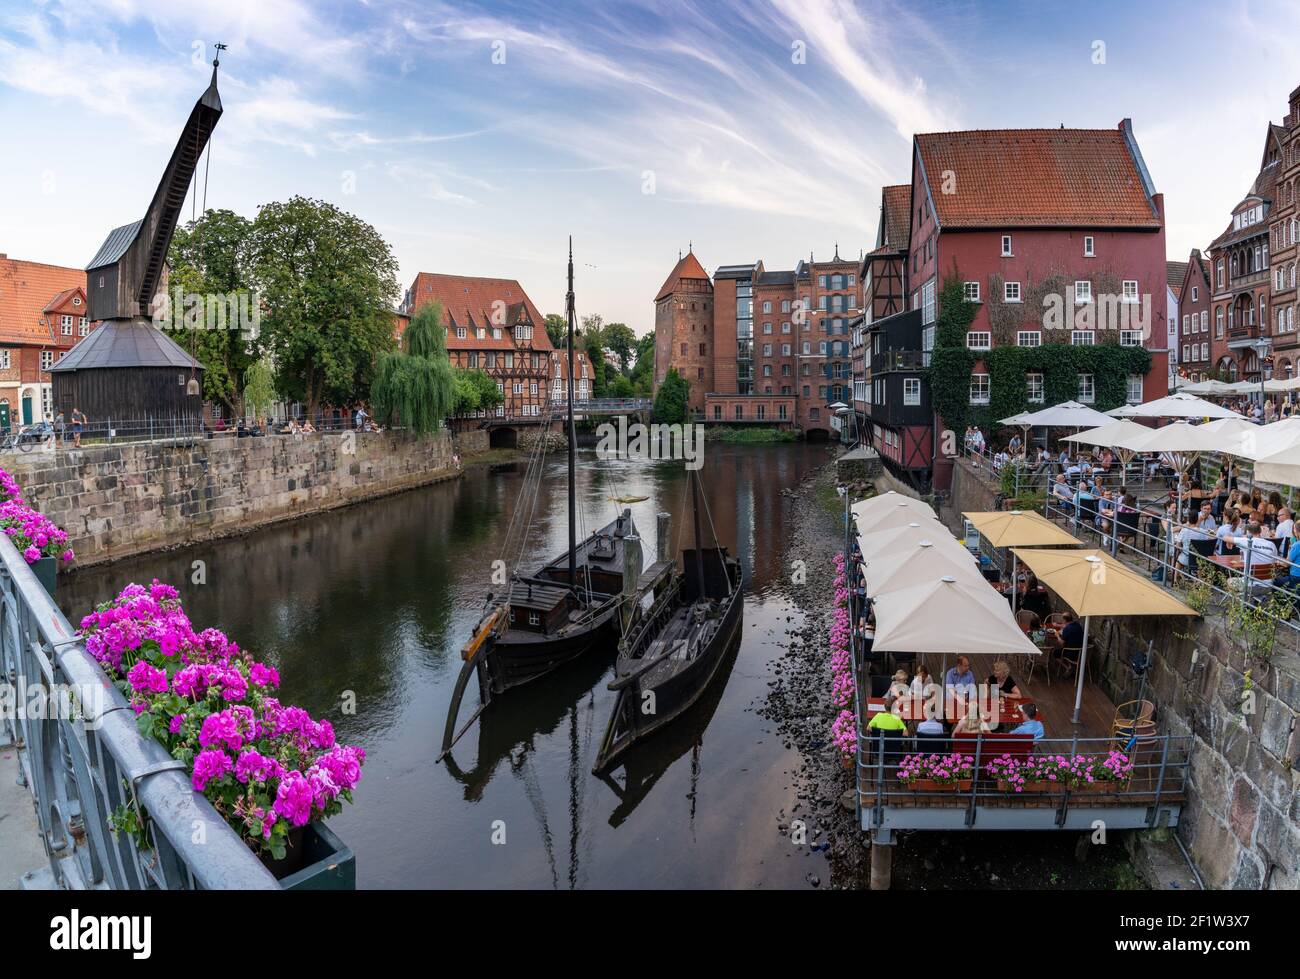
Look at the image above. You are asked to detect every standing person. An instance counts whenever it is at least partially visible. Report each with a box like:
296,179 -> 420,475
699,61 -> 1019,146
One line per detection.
54,409 -> 65,447
70,407 -> 86,448
354,404 -> 368,431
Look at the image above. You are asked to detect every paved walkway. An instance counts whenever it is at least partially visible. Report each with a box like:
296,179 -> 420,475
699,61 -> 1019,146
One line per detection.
0,745 -> 46,889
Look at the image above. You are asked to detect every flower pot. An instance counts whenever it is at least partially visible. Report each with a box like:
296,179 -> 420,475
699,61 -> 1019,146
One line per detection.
263,823 -> 356,890
32,555 -> 56,597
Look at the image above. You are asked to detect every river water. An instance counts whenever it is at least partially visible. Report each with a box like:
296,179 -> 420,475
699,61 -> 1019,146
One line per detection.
58,443 -> 835,888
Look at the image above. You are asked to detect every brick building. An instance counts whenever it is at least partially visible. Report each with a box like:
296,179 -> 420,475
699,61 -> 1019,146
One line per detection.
1173,250 -> 1212,381
0,255 -> 98,427
860,120 -> 1170,489
549,342 -> 594,406
852,184 -> 911,446
1206,124 -> 1283,382
653,249 -> 860,435
1266,88 -> 1300,381
400,272 -> 555,425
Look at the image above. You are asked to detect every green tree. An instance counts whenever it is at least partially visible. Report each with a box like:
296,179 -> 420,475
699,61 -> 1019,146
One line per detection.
452,368 -> 504,415
653,367 -> 690,424
608,373 -> 635,398
603,322 -> 637,374
247,196 -> 399,417
242,357 -> 276,422
370,302 -> 456,434
164,208 -> 260,413
544,313 -> 567,348
629,332 -> 656,396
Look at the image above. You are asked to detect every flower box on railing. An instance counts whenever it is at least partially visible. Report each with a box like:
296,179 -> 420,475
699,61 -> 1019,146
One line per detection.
269,822 -> 356,890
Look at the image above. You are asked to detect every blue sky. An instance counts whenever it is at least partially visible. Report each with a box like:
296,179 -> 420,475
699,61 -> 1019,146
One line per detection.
1,0 -> 1298,335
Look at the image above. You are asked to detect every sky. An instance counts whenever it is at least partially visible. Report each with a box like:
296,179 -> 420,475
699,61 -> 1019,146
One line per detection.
1,0 -> 1299,336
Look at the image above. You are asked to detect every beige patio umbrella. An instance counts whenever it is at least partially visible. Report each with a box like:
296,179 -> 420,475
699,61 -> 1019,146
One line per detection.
963,510 -> 1082,613
870,573 -> 1043,659
1010,548 -> 1196,723
852,498 -> 945,538
1121,391 -> 1244,420
856,521 -> 957,562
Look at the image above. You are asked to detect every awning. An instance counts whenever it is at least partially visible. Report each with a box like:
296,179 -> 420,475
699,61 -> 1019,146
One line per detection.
1009,548 -> 1197,618
962,510 -> 1083,549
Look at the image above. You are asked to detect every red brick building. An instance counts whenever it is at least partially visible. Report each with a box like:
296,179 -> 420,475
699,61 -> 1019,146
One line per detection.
550,343 -> 594,406
653,251 -> 713,413
654,250 -> 858,435
1266,89 -> 1300,381
1173,250 -> 1212,380
863,120 -> 1170,489
400,272 -> 555,424
1207,124 -> 1283,382
0,255 -> 98,427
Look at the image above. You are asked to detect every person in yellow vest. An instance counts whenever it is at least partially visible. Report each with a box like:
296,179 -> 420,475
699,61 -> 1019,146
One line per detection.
868,694 -> 907,732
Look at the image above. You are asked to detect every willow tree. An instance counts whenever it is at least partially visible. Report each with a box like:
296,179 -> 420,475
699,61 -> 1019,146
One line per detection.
371,302 -> 456,434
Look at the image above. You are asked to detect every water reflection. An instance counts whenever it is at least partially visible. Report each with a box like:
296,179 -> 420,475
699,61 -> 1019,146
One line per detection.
59,442 -> 830,888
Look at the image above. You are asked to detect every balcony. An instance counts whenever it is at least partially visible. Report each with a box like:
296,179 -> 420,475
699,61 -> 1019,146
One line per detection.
870,349 -> 927,373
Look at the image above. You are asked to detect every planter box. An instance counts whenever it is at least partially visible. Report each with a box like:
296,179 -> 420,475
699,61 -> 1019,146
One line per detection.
1071,781 -> 1128,795
32,556 -> 56,597
997,780 -> 1053,793
268,823 -> 355,890
906,778 -> 973,792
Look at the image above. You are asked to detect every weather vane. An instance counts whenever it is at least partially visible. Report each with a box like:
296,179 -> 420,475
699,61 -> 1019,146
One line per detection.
213,42 -> 227,68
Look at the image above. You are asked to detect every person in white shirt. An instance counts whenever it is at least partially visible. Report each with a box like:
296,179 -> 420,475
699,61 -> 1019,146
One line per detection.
1274,507 -> 1294,542
1224,522 -> 1279,574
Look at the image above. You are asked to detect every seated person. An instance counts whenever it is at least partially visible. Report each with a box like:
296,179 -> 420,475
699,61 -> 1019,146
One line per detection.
951,708 -> 992,735
301,419 -> 316,434
888,669 -> 911,701
987,660 -> 1022,698
1010,703 -> 1045,740
915,715 -> 946,737
943,655 -> 978,697
1051,474 -> 1074,508
867,695 -> 907,732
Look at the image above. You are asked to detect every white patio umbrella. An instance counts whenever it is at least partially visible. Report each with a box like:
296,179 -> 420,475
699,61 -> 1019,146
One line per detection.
1252,443 -> 1300,487
861,538 -> 986,597
1264,376 -> 1300,393
1120,391 -> 1245,420
869,574 -> 1042,659
1107,404 -> 1142,418
856,521 -> 955,561
1181,379 -> 1237,397
1221,380 -> 1263,396
1237,417 -> 1300,461
851,494 -> 943,537
1016,399 -> 1115,429
1063,419 -> 1155,487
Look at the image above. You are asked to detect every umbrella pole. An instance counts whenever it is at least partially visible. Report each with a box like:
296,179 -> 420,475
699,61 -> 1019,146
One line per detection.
1071,615 -> 1090,725
1011,551 -> 1018,615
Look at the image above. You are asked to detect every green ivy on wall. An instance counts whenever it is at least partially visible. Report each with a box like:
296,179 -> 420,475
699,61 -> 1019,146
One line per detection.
927,273 -> 1152,436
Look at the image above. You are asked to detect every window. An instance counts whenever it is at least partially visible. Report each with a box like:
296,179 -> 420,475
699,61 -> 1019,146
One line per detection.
1004,281 -> 1022,303
40,351 -> 54,371
1001,235 -> 1013,257
762,322 -> 772,334
1182,344 -> 1190,362
60,316 -> 72,336
1120,329 -> 1142,347
963,281 -> 981,302
78,317 -> 88,337
1201,342 -> 1209,360
966,332 -> 991,350
1126,375 -> 1143,404
1182,314 -> 1191,335
1071,331 -> 1095,346
781,321 -> 791,334
1191,286 -> 1198,302
1078,373 -> 1095,403
455,327 -> 466,339
734,405 -> 743,420
1217,260 -> 1224,289
713,405 -> 722,420
1027,373 -> 1044,403
0,351 -> 9,369
1122,280 -> 1138,302
969,373 -> 990,405
1216,308 -> 1224,336
781,299 -> 791,313
1200,311 -> 1208,332
1075,280 -> 1092,304
1016,331 -> 1041,347
921,278 -> 936,325
903,378 -> 921,405
1084,236 -> 1095,257
762,300 -> 772,313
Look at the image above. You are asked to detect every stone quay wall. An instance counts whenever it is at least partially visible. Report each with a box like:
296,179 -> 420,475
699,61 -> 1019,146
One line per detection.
3,430 -> 464,567
944,457 -> 1299,890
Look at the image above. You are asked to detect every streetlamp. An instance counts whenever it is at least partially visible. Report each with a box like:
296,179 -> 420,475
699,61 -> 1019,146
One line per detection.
1254,336 -> 1271,415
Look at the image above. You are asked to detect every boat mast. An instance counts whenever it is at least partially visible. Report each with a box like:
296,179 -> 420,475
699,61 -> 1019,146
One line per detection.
690,469 -> 706,598
566,237 -> 577,591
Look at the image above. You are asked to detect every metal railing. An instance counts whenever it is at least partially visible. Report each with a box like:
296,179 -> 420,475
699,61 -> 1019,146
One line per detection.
0,534 -> 277,889
856,729 -> 1192,830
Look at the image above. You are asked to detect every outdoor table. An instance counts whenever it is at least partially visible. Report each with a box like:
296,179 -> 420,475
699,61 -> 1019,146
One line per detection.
1207,553 -> 1278,581
867,695 -> 1031,731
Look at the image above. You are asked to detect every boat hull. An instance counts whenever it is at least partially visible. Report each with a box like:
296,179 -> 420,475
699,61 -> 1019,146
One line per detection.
478,597 -> 622,695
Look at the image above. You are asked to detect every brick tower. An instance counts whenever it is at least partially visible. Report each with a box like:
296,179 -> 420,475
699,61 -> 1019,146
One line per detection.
653,249 -> 713,414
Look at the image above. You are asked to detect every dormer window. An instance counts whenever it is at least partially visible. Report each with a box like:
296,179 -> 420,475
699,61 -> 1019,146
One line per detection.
72,296 -> 82,306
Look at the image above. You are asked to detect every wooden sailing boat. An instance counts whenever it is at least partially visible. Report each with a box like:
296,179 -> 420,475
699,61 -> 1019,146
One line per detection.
439,240 -> 643,760
591,468 -> 743,774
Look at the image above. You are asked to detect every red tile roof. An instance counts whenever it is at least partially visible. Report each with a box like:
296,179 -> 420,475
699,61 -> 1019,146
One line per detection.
915,126 -> 1160,229
551,345 -> 594,382
0,257 -> 88,345
655,251 -> 710,301
406,272 -> 553,352
880,184 -> 912,251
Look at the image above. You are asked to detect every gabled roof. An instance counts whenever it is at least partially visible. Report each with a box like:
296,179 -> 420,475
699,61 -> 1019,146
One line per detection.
407,272 -> 553,352
1209,131 -> 1281,252
87,220 -> 143,271
0,257 -> 88,344
1166,261 -> 1188,292
915,124 -> 1160,229
879,184 -> 912,251
49,319 -> 200,371
656,251 -> 711,299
